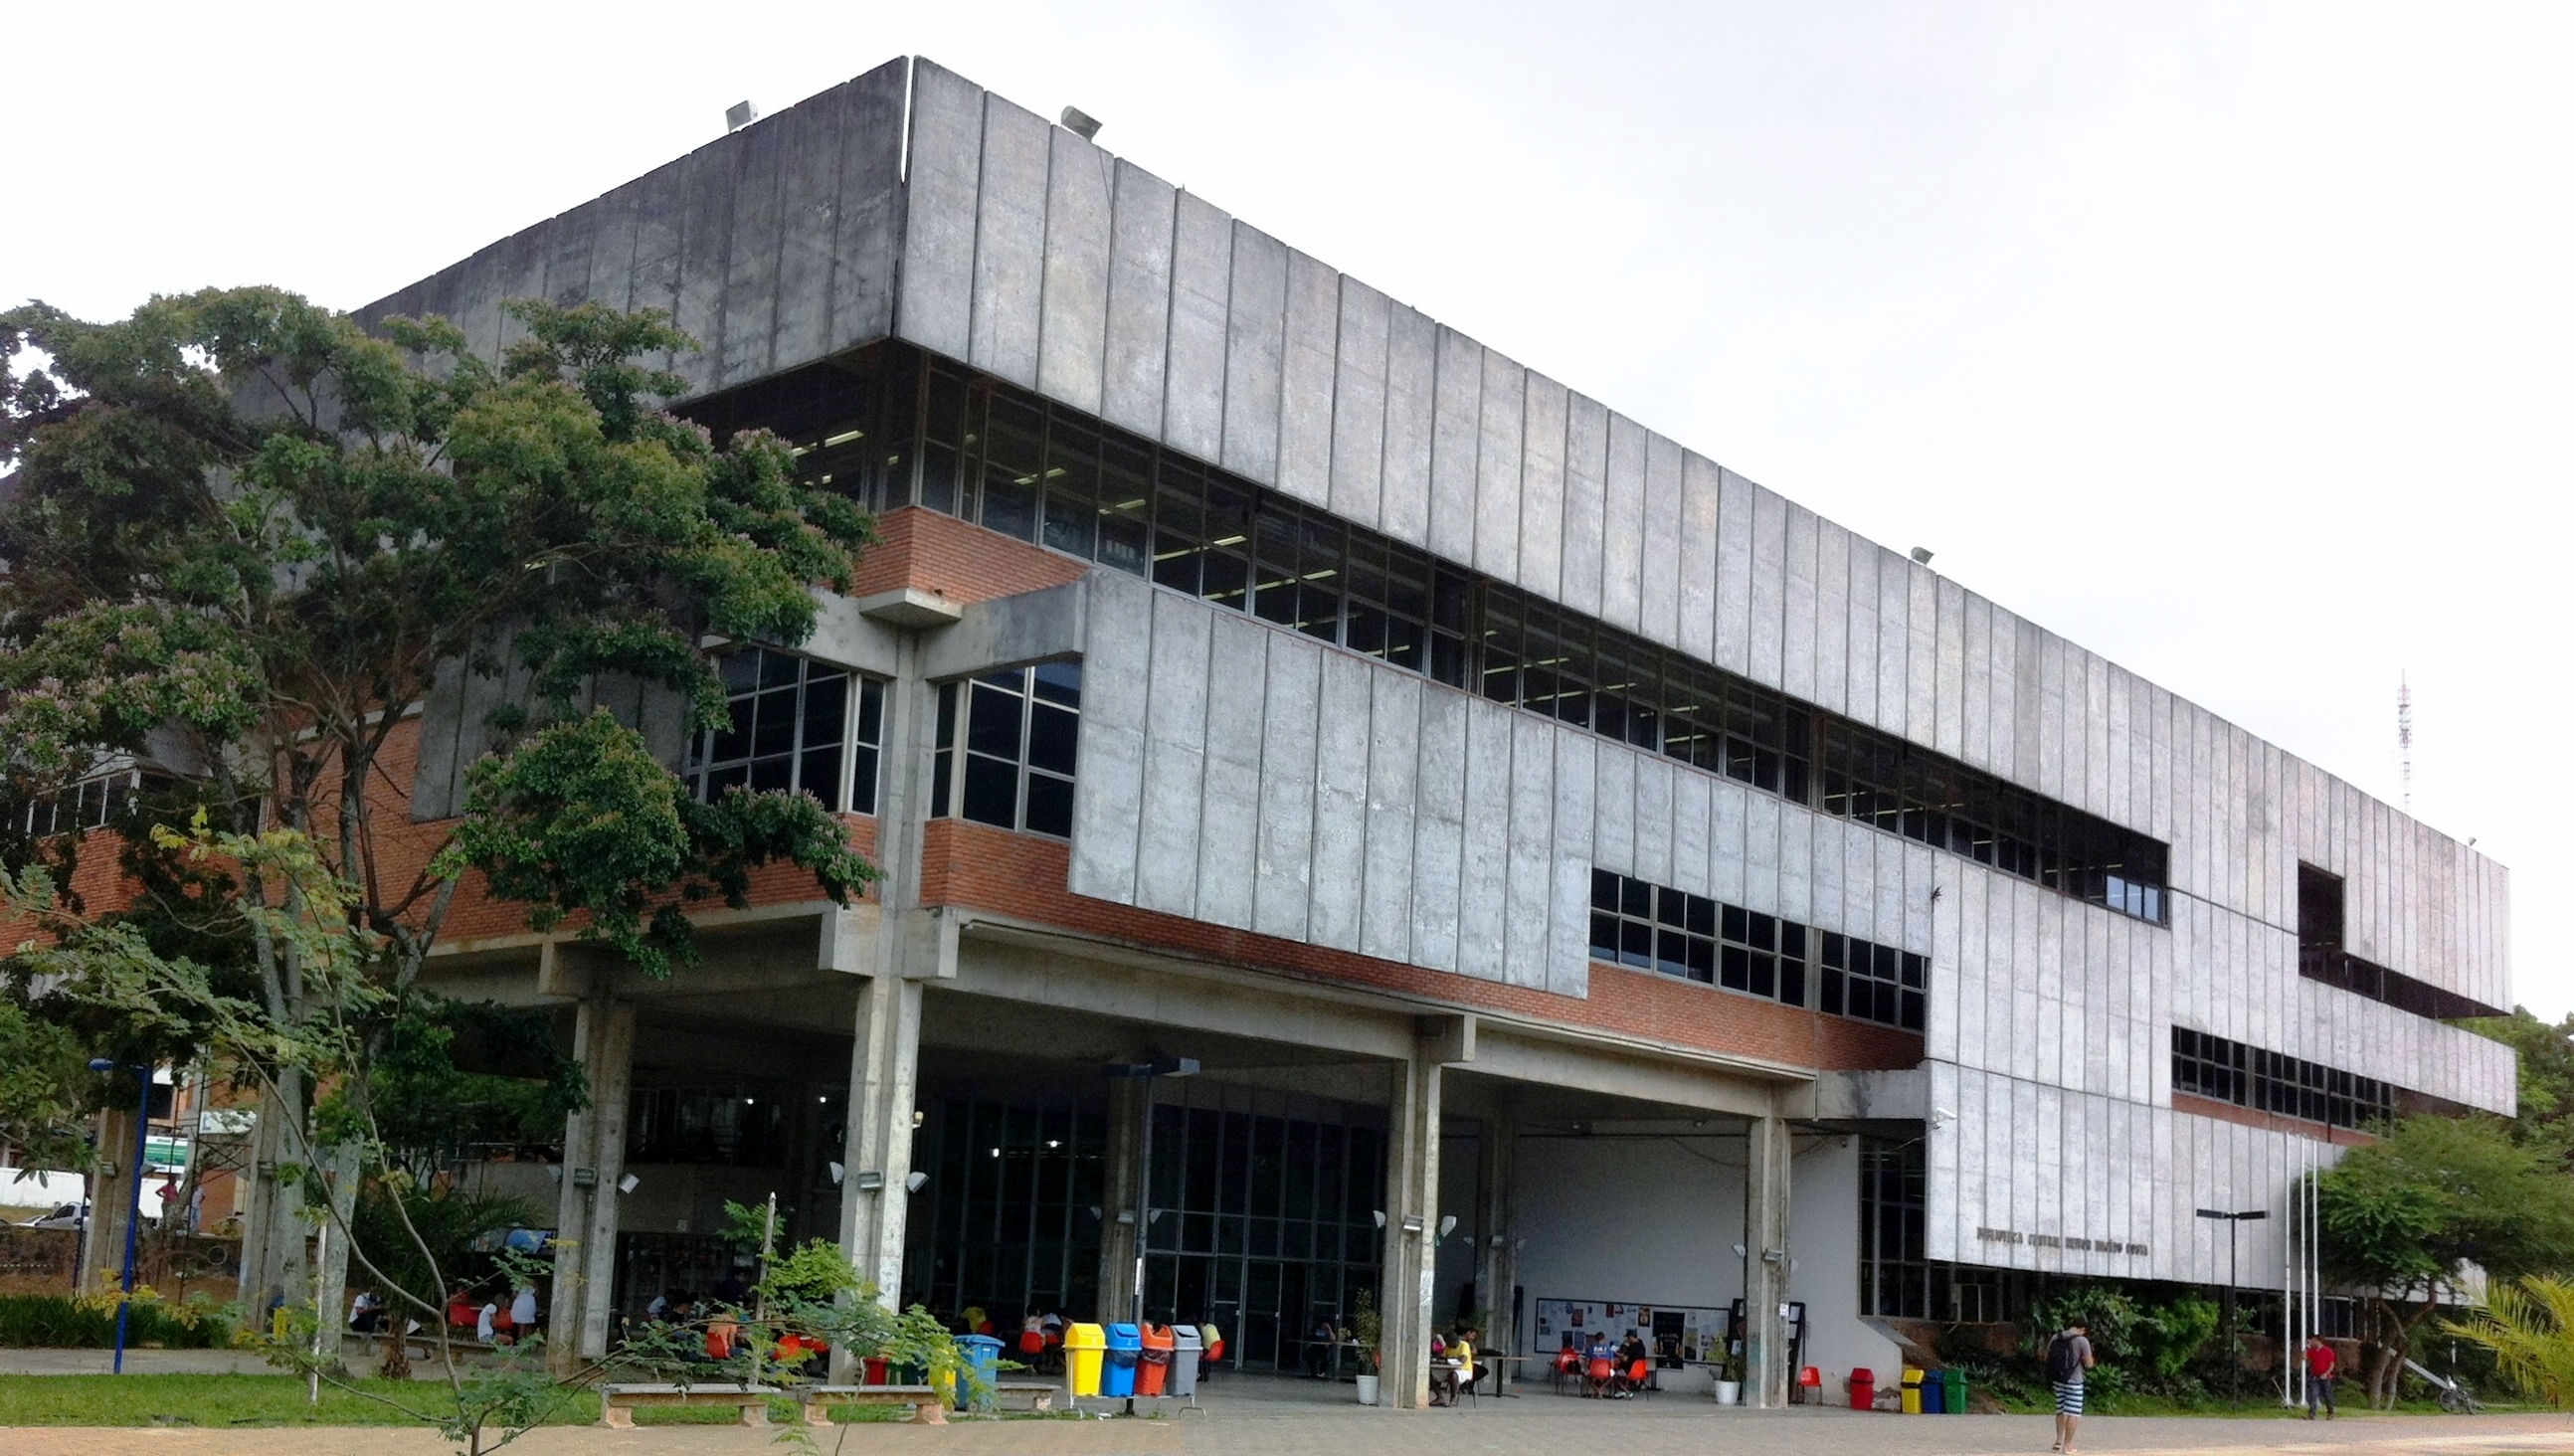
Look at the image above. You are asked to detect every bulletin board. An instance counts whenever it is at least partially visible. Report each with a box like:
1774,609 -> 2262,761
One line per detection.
1531,1297 -> 1730,1364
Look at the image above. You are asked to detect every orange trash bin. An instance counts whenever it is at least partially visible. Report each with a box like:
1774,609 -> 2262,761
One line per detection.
1138,1322 -> 1176,1396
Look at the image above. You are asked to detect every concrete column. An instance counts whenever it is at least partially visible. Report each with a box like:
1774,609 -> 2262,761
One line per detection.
235,1071 -> 309,1320
1742,1111 -> 1793,1408
1377,1039 -> 1443,1409
1474,1111 -> 1517,1389
311,1143 -> 358,1369
81,1106 -> 141,1297
1094,1076 -> 1146,1327
836,972 -> 924,1297
546,996 -> 634,1374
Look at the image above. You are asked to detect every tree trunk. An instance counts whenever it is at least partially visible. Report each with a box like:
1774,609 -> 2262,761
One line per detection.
311,1143 -> 358,1373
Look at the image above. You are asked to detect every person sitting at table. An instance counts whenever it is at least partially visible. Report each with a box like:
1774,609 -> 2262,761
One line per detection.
1583,1333 -> 1616,1397
1306,1314 -> 1338,1378
1615,1331 -> 1650,1397
1431,1325 -> 1481,1406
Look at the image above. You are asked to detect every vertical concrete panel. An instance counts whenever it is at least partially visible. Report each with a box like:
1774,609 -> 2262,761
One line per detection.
1590,745 -> 1638,878
1933,578 -> 1967,760
1379,304 -> 1438,548
1560,395 -> 1610,619
1100,160 -> 1178,438
1473,350 -> 1528,582
2083,654 -> 2112,819
1252,634 -> 1322,942
1749,484 -> 1789,690
1035,125 -> 1113,415
1907,562 -> 1938,752
1842,533 -> 1879,727
769,87 -> 844,368
716,117 -> 788,387
1410,689 -> 1470,972
1962,596 -> 1993,773
1636,751 -> 1678,889
626,161 -> 686,370
1781,504 -> 1820,705
1549,730 -> 1598,998
671,151 -> 737,391
1362,674 -> 1423,963
1712,466 -> 1754,674
1135,593 -> 1212,915
1162,193 -> 1233,464
1427,327 -> 1483,565
824,61 -> 909,353
1599,416 -> 1649,633
542,194 -> 598,311
1813,521 -> 1851,717
1638,435 -> 1685,648
1276,251 -> 1340,507
1456,698 -> 1514,983
1328,276 -> 1392,530
1712,779 -> 1749,907
896,61 -> 985,360
1876,548 -> 1912,741
1670,771 -> 1713,899
1219,226 -> 1290,484
1504,713 -> 1557,990
1195,615 -> 1270,930
1310,649 -> 1373,954
491,225 -> 550,364
1745,794 -> 1781,919
1069,573 -> 1153,904
1519,374 -> 1568,601
967,95 -> 1050,390
1776,802 -> 1812,929
1677,453 -> 1721,663
580,187 -> 641,318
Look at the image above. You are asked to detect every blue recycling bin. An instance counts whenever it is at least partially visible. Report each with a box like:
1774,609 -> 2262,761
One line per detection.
958,1335 -> 1003,1409
1104,1322 -> 1142,1397
1922,1370 -> 1945,1414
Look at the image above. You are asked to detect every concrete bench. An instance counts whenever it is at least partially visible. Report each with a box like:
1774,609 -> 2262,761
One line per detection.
597,1382 -> 783,1428
796,1380 -> 1058,1425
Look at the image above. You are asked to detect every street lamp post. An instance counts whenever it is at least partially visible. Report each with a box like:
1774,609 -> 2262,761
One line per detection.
2195,1207 -> 2270,1401
88,1058 -> 152,1376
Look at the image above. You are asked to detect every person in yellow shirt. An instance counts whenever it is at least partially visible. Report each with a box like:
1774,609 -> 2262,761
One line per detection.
1431,1325 -> 1480,1406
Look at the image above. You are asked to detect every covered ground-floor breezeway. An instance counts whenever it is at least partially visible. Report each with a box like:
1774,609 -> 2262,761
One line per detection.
411,903 -> 1910,1408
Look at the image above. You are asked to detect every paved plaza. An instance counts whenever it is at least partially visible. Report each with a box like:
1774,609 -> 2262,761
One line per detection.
2,1368 -> 2571,1456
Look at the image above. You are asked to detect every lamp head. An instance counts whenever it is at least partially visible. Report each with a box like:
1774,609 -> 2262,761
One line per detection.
88,1058 -> 114,1073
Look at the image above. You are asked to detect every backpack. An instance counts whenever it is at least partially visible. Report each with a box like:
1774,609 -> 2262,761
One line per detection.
2046,1333 -> 2083,1385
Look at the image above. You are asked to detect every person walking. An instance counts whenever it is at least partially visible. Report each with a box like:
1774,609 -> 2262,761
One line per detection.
2302,1335 -> 2336,1419
2045,1320 -> 2094,1453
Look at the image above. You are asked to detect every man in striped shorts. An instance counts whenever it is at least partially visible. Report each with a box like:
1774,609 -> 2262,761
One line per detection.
2046,1321 -> 2095,1453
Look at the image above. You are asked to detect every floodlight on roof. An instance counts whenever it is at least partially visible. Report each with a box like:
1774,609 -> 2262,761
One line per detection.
726,100 -> 760,133
1060,106 -> 1103,140
1910,547 -> 1934,566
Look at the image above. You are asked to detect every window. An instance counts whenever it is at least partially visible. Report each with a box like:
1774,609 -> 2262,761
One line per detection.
685,646 -> 884,813
1587,868 -> 1917,1030
15,768 -> 161,836
2294,861 -> 2501,1020
698,344 -> 2174,927
1859,1135 -> 1934,1319
2170,1027 -> 2396,1131
931,662 -> 1082,837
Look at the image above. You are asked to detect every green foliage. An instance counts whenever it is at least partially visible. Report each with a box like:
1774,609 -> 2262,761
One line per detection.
352,997 -> 587,1174
2131,1292 -> 2221,1381
2447,1275 -> 2574,1407
347,1183 -> 537,1325
2320,1114 -> 2574,1295
0,1372 -> 585,1428
2468,1010 -> 2574,1172
0,994 -> 93,1168
0,1293 -> 230,1348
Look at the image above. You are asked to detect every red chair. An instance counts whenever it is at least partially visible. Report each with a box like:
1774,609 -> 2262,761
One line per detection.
1627,1359 -> 1654,1398
1585,1357 -> 1613,1397
1553,1348 -> 1581,1395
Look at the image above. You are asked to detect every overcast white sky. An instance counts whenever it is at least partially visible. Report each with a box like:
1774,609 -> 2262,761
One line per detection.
8,3 -> 2569,1012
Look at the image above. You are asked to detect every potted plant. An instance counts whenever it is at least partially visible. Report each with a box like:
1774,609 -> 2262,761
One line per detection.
1352,1291 -> 1382,1405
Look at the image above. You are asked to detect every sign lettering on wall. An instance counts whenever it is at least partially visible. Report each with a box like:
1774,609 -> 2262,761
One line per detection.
1976,1226 -> 2150,1256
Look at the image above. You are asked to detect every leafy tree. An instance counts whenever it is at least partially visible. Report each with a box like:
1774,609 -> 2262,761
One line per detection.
2447,1274 -> 2574,1406
0,287 -> 878,1450
0,994 -> 91,1174
2467,1009 -> 2574,1171
2319,1114 -> 2574,1406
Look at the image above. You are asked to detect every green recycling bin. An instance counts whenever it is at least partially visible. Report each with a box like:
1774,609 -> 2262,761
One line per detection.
1940,1367 -> 1966,1412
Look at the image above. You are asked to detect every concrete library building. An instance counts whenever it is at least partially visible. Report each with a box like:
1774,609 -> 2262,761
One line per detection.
374,57 -> 2514,1407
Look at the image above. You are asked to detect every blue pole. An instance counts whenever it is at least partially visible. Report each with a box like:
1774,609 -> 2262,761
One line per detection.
113,1064 -> 148,1375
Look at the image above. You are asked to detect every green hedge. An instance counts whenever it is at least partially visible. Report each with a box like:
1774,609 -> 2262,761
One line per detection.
0,1295 -> 231,1349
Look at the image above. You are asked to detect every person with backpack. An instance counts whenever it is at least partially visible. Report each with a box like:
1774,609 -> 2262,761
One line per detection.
2046,1321 -> 2095,1452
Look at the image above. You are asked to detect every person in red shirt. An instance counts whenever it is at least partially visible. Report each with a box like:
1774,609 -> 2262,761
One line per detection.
2303,1336 -> 2337,1419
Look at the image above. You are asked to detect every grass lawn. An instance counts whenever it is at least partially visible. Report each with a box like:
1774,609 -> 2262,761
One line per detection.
0,1374 -> 958,1428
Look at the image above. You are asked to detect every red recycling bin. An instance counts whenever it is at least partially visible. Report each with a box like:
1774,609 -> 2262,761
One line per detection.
862,1357 -> 889,1386
1848,1367 -> 1877,1410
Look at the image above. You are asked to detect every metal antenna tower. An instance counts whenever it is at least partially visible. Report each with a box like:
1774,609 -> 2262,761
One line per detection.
2398,675 -> 2413,814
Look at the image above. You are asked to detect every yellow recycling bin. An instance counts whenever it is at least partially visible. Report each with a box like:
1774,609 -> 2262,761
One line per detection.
1066,1323 -> 1107,1397
1900,1366 -> 1925,1415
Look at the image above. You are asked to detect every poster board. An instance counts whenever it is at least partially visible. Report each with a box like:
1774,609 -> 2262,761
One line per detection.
1531,1296 -> 1730,1365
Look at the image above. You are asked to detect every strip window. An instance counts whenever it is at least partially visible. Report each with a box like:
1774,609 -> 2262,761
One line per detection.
931,662 -> 1082,838
686,646 -> 884,815
2169,1027 -> 2395,1131
14,768 -> 161,836
694,344 -> 2170,926
1587,869 -> 1921,1031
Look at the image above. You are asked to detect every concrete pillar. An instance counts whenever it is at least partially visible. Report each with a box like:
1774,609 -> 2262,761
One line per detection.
81,1106 -> 141,1297
836,973 -> 924,1297
1474,1111 -> 1517,1390
235,1072 -> 309,1321
546,996 -> 634,1375
1094,1076 -> 1146,1326
311,1143 -> 358,1369
1742,1111 -> 1793,1409
1377,1034 -> 1444,1409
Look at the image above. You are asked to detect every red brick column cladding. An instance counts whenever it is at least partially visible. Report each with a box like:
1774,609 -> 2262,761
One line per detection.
2172,1090 -> 2377,1146
852,506 -> 1089,606
919,819 -> 1924,1074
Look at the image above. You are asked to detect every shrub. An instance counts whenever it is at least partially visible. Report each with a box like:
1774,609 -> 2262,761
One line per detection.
0,1293 -> 231,1349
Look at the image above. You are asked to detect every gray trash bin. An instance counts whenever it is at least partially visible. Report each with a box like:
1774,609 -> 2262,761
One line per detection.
1171,1326 -> 1203,1398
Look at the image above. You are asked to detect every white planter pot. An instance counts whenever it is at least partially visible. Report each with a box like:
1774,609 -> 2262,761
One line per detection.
1715,1380 -> 1741,1406
1355,1374 -> 1380,1405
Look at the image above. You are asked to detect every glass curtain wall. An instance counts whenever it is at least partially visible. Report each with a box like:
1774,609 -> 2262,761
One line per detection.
914,1098 -> 1108,1320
